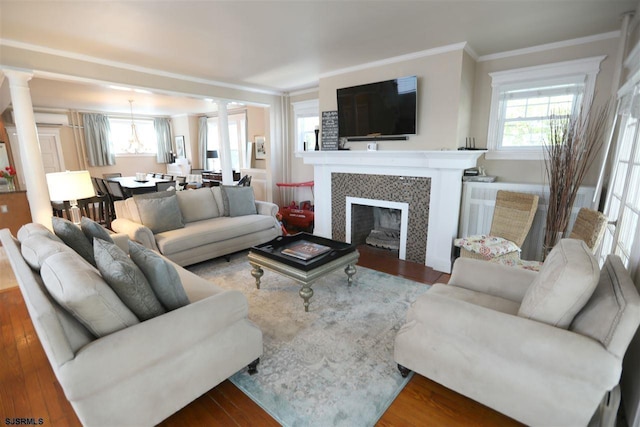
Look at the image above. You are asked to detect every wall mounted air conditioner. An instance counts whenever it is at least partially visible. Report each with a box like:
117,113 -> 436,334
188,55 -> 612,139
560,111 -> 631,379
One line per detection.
11,112 -> 69,126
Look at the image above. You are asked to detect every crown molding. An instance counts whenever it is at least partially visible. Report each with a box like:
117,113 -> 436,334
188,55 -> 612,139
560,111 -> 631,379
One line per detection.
477,31 -> 621,62
319,42 -> 470,80
0,39 -> 284,97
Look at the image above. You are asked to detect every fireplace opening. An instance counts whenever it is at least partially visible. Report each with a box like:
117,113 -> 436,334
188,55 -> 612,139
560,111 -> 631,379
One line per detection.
350,203 -> 405,259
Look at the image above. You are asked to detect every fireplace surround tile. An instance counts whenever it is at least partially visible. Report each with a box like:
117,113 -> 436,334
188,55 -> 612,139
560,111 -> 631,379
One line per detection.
332,173 -> 430,264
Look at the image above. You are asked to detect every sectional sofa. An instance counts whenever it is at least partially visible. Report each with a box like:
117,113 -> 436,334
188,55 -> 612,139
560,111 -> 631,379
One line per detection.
0,222 -> 263,426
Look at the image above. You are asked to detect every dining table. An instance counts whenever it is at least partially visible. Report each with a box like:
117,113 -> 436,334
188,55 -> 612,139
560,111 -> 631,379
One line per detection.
107,176 -> 169,195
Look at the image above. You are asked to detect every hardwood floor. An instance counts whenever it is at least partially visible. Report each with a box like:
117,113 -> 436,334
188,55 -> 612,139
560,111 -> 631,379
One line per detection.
0,243 -> 521,426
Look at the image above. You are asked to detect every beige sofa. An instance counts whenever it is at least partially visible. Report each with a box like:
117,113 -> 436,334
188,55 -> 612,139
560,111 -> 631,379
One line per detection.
395,238 -> 640,426
112,186 -> 281,266
0,224 -> 263,426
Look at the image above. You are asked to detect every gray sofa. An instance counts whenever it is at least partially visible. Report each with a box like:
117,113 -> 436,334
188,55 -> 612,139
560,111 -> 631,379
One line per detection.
112,186 -> 282,266
0,224 -> 263,426
395,238 -> 640,426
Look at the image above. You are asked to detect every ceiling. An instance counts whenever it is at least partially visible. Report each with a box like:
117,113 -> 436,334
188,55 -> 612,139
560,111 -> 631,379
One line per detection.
0,0 -> 637,116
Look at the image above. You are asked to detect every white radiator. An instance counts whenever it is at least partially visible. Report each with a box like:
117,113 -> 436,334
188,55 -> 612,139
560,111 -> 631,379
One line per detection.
459,182 -> 596,261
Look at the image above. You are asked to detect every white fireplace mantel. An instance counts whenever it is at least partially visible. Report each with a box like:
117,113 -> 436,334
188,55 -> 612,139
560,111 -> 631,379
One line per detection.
298,150 -> 485,273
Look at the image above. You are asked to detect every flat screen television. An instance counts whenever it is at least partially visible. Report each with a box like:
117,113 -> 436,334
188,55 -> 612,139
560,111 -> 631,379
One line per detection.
337,76 -> 417,139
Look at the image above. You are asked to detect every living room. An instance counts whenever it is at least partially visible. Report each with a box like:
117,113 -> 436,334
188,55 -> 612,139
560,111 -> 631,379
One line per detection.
1,1 -> 640,426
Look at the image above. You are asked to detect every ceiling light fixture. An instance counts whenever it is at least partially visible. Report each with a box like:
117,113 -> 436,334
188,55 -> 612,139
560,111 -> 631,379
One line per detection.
128,99 -> 142,153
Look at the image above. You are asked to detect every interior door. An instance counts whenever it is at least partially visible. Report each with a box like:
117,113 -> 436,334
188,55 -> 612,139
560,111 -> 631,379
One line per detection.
38,129 -> 65,173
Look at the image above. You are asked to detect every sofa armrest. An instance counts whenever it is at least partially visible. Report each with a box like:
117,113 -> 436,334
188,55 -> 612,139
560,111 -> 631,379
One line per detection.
448,257 -> 537,303
111,218 -> 159,251
59,289 -> 254,399
109,233 -> 130,253
255,200 -> 278,217
402,292 -> 621,394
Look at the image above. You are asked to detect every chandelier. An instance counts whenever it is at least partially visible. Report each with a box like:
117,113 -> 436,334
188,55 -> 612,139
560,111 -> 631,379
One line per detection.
128,99 -> 143,153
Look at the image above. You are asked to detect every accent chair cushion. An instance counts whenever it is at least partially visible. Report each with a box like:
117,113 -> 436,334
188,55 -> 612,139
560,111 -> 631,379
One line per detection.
221,185 -> 257,217
93,238 -> 166,320
80,216 -> 114,244
135,192 -> 185,233
128,240 -> 190,310
40,251 -> 139,337
52,216 -> 95,266
518,239 -> 599,329
454,234 -> 520,259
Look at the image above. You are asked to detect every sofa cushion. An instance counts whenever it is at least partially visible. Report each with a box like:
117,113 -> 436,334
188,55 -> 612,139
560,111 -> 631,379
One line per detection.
40,251 -> 139,337
155,215 -> 276,256
21,234 -> 76,270
221,186 -> 257,217
93,238 -> 166,321
176,187 -> 220,222
80,216 -> 114,244
52,216 -> 95,266
128,241 -> 190,311
518,239 -> 599,328
17,222 -> 63,243
135,193 -> 184,234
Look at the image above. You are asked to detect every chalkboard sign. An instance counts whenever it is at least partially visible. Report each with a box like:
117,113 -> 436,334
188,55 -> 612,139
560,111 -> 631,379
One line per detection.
321,111 -> 339,151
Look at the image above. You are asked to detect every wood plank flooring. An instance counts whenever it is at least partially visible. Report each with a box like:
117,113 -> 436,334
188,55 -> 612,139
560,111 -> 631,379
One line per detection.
0,243 -> 521,426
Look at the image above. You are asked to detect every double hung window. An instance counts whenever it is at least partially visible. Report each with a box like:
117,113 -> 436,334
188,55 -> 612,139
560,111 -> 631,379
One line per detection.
207,111 -> 247,171
486,56 -> 604,160
292,99 -> 319,152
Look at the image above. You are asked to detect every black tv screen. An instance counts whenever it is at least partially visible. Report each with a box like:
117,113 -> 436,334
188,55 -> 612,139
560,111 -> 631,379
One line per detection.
337,76 -> 417,138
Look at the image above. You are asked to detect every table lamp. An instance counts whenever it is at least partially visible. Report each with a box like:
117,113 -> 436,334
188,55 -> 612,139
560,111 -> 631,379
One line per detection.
46,170 -> 96,225
207,150 -> 219,171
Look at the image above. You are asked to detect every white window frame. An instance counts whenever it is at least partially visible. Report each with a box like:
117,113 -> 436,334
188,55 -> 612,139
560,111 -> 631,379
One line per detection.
486,56 -> 605,160
206,110 -> 247,171
292,99 -> 319,153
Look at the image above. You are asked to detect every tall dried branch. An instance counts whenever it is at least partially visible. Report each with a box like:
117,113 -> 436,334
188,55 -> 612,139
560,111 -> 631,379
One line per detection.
542,101 -> 611,257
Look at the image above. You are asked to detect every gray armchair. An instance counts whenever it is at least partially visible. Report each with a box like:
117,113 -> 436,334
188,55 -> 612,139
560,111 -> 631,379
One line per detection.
395,239 -> 640,426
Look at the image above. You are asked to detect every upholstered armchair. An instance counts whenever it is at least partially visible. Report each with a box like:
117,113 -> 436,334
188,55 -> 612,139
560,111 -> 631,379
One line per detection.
454,190 -> 539,261
395,239 -> 640,426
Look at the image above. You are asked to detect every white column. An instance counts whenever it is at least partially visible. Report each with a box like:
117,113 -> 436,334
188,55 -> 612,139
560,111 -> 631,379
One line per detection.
216,101 -> 234,185
2,69 -> 53,228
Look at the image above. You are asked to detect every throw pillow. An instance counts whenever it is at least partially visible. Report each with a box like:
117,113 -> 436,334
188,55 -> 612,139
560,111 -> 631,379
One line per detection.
221,186 -> 257,217
518,239 -> 599,329
17,223 -> 63,243
128,241 -> 190,310
40,251 -> 139,337
176,187 -> 220,222
80,217 -> 114,244
93,238 -> 166,321
135,193 -> 184,234
52,216 -> 95,266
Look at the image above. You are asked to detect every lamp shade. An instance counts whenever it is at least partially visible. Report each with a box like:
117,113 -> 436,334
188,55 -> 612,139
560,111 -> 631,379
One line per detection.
46,170 -> 96,202
207,150 -> 219,159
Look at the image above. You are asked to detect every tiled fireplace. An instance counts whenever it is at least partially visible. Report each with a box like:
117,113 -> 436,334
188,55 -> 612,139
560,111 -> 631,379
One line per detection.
297,150 -> 484,273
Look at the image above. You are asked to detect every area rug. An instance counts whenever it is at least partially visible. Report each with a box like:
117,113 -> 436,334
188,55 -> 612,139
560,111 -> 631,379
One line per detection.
188,252 -> 430,427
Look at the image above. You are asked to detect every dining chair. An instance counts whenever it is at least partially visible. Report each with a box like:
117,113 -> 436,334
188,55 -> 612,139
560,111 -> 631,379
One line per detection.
237,175 -> 252,187
174,176 -> 187,189
163,174 -> 174,180
154,173 -> 164,179
156,181 -> 177,192
103,173 -> 122,179
106,180 -> 129,202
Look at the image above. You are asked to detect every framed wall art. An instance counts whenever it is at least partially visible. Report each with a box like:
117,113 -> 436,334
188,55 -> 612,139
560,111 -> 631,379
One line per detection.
255,136 -> 266,159
175,135 -> 186,158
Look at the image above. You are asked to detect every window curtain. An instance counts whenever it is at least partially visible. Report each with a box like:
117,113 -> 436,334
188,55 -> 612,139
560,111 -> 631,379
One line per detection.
82,113 -> 115,166
154,118 -> 172,163
198,116 -> 208,169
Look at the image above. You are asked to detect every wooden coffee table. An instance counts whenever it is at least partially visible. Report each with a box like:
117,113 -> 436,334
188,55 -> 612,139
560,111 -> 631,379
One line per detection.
248,234 -> 359,312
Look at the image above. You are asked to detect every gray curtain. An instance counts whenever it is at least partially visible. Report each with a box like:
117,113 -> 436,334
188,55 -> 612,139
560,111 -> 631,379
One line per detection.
154,118 -> 172,163
198,116 -> 208,169
82,113 -> 115,166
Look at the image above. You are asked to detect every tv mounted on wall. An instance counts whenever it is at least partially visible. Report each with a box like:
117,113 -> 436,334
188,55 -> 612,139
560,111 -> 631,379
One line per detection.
337,76 -> 417,141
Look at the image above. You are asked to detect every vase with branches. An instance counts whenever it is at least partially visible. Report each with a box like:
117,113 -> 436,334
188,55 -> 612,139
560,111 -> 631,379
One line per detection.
542,101 -> 610,258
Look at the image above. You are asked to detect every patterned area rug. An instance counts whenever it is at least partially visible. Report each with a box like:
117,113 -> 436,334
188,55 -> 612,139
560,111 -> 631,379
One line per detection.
188,252 -> 430,427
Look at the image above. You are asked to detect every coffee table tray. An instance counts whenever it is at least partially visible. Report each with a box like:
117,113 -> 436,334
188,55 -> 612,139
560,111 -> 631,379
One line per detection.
251,233 -> 356,271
